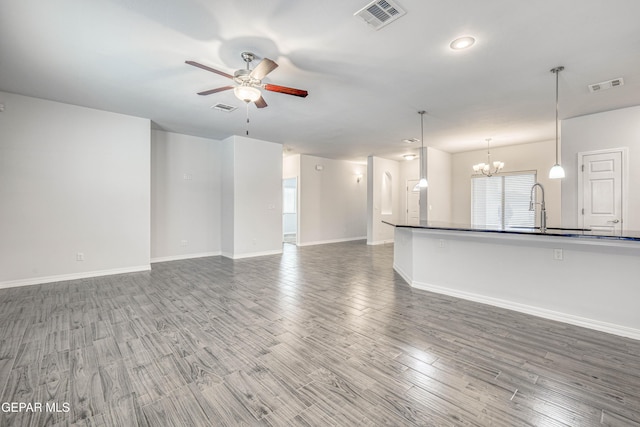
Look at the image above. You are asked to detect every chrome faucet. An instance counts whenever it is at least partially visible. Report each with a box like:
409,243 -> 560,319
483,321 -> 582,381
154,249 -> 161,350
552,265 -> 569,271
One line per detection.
529,183 -> 547,232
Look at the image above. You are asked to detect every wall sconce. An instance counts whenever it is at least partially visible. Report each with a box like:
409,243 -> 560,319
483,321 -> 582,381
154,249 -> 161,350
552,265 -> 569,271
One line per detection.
356,173 -> 363,183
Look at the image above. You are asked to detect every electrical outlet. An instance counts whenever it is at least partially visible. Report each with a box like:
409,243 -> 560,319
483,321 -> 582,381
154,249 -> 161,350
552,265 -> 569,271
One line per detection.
553,248 -> 563,261
76,252 -> 84,261
180,240 -> 188,246
438,239 -> 445,248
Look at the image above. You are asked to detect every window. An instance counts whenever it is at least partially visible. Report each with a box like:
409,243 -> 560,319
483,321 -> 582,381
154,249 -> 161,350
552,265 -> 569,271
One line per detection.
472,172 -> 536,229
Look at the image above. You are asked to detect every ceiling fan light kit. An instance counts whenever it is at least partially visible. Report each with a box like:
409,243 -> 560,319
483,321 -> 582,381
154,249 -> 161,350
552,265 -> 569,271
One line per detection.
234,86 -> 261,103
186,51 -> 308,109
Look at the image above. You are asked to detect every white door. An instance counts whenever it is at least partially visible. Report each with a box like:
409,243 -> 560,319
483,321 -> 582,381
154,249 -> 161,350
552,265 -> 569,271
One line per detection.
580,150 -> 623,233
407,179 -> 420,225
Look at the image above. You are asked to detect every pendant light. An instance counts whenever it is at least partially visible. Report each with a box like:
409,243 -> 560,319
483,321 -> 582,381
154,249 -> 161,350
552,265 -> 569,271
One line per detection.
413,111 -> 428,190
549,66 -> 565,179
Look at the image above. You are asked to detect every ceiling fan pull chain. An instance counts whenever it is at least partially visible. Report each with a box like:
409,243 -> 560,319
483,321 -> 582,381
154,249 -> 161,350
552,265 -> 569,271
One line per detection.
246,101 -> 250,136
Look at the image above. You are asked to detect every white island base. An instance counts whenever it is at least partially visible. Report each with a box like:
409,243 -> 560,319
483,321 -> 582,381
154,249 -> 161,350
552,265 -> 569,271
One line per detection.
393,227 -> 640,340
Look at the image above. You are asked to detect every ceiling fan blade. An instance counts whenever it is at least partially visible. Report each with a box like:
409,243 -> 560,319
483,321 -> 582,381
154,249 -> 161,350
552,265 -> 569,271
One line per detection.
254,96 -> 268,109
185,60 -> 233,79
264,84 -> 308,98
197,86 -> 234,96
250,58 -> 278,80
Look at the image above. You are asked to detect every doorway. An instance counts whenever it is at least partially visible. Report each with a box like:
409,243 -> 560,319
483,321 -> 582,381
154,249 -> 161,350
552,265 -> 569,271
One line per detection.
407,179 -> 420,225
578,148 -> 627,233
283,177 -> 298,244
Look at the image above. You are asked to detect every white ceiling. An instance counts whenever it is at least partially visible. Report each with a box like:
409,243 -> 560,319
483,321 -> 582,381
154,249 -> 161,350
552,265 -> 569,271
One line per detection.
1,0 -> 639,162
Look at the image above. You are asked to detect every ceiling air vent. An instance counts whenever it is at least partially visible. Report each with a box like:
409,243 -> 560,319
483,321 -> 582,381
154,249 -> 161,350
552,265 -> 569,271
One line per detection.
588,78 -> 624,93
354,0 -> 406,30
211,103 -> 237,112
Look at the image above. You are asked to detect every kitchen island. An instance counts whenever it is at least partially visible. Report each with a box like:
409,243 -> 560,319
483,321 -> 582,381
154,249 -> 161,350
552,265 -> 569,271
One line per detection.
385,220 -> 640,340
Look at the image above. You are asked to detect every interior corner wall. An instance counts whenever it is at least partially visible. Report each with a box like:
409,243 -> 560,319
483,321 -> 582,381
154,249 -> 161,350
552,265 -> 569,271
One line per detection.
221,136 -> 283,258
367,156 -> 401,245
298,155 -> 367,246
451,140 -> 560,226
150,130 -> 221,262
561,105 -> 640,230
0,91 -> 150,287
221,138 -> 235,257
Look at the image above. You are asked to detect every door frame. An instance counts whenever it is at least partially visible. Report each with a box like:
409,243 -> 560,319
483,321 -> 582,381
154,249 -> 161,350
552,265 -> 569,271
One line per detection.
577,147 -> 628,231
282,176 -> 299,245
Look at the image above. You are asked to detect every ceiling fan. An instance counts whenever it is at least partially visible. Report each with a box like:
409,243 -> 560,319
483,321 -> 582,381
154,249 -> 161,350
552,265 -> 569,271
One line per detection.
186,52 -> 308,108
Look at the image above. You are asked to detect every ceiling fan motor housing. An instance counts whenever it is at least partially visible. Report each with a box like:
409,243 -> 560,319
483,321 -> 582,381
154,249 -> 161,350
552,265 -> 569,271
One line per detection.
234,69 -> 260,87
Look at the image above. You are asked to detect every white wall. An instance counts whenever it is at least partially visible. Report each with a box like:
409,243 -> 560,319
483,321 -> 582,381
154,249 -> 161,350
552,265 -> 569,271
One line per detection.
397,147 -> 452,224
283,153 -> 300,179
221,139 -> 235,256
299,155 -> 367,246
367,156 -> 401,244
427,147 -> 452,222
451,140 -> 560,227
369,147 -> 452,238
0,91 -> 150,287
150,130 -> 221,262
221,136 -> 283,258
561,105 -> 640,230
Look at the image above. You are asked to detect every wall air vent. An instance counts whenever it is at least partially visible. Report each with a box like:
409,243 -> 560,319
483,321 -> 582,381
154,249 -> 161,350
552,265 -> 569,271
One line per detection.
354,0 -> 406,30
211,103 -> 237,112
588,78 -> 624,93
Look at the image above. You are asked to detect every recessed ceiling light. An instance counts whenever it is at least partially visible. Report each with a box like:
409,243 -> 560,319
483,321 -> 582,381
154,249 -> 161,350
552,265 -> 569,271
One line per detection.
450,36 -> 476,50
403,154 -> 416,161
402,138 -> 420,144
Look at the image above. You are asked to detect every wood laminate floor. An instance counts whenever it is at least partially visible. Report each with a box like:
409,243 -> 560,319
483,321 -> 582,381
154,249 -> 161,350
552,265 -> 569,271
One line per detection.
1,241 -> 639,426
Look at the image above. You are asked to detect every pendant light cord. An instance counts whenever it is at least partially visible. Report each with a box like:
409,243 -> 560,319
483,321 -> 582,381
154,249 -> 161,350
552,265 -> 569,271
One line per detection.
419,110 -> 425,179
551,66 -> 564,164
555,69 -> 559,164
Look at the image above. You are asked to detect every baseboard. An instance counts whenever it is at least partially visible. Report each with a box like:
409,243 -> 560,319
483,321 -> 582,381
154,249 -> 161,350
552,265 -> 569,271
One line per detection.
392,264 -> 412,285
0,265 -> 152,290
297,236 -> 366,247
411,280 -> 640,341
151,252 -> 221,264
367,239 -> 394,246
221,249 -> 283,260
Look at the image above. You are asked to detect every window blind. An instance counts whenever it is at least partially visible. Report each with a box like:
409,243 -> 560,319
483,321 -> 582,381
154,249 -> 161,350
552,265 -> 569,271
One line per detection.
472,172 -> 535,229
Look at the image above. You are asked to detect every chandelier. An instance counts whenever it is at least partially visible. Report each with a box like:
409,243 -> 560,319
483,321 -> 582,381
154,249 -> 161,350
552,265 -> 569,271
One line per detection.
473,138 -> 504,177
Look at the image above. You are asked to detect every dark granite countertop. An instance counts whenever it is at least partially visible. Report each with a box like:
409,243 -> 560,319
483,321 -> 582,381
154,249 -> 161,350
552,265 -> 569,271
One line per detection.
383,220 -> 640,242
